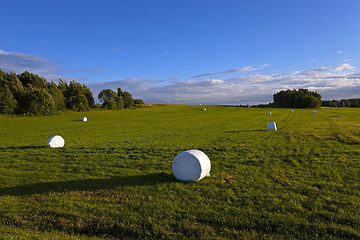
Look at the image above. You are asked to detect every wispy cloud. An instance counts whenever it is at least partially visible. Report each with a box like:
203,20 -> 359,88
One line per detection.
0,49 -> 102,82
0,49 -> 61,80
89,63 -> 360,104
1,49 -> 358,104
190,64 -> 269,79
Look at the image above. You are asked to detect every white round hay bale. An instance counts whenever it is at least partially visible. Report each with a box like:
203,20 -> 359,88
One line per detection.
268,112 -> 271,115
267,122 -> 277,131
203,108 -> 206,111
172,150 -> 211,181
290,110 -> 294,112
82,117 -> 87,121
47,135 -> 65,148
313,110 -> 316,113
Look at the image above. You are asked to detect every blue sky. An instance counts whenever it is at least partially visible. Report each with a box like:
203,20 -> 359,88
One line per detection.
1,0 -> 360,104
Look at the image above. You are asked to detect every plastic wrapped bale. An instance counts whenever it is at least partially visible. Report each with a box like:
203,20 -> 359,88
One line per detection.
82,117 -> 87,121
313,110 -> 316,113
290,110 -> 294,113
203,108 -> 206,111
47,135 -> 65,148
268,112 -> 271,115
267,122 -> 277,131
172,150 -> 211,181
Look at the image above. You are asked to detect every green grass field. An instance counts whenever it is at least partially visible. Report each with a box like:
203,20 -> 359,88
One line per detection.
1,105 -> 360,239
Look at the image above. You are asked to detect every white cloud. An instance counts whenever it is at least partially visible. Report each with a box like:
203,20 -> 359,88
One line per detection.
0,50 -> 10,55
1,49 -> 358,105
337,50 -> 343,54
0,49 -> 61,80
190,65 -> 268,79
88,63 -> 360,104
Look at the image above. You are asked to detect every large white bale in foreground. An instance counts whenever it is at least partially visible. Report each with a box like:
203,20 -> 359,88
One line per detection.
82,117 -> 87,121
203,108 -> 207,111
290,110 -> 294,112
267,122 -> 277,131
172,150 -> 211,181
268,112 -> 271,115
47,135 -> 65,148
313,110 -> 316,113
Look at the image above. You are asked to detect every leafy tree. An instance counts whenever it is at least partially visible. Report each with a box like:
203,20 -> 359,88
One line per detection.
0,68 -> 141,115
6,72 -> 24,99
322,98 -> 360,107
17,71 -> 47,90
83,84 -> 95,108
27,89 -> 56,115
273,89 -> 322,108
134,99 -> 144,104
117,88 -> 134,109
48,82 -> 65,111
58,79 -> 68,93
0,84 -> 17,114
64,81 -> 89,111
116,88 -> 125,109
102,99 -> 118,110
98,89 -> 116,102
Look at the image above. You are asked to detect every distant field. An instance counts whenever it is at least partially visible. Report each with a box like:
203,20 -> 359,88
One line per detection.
1,105 -> 360,239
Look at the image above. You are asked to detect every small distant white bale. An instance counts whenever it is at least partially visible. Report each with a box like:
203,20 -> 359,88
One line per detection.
268,112 -> 271,115
290,110 -> 294,112
267,122 -> 277,131
172,150 -> 211,181
47,135 -> 65,148
313,110 -> 316,113
82,117 -> 87,121
203,108 -> 206,111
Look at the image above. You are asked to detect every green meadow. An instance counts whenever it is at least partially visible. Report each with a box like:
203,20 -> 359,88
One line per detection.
1,105 -> 360,239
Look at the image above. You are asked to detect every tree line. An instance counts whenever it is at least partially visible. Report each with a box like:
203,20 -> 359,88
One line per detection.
322,98 -> 360,107
0,69 -> 142,115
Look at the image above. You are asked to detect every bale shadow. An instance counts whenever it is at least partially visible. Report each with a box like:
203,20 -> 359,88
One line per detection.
225,130 -> 266,133
0,145 -> 46,150
0,172 -> 177,196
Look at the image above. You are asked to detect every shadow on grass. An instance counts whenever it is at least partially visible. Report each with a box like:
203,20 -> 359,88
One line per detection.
0,172 -> 177,197
225,130 -> 266,133
0,145 -> 46,150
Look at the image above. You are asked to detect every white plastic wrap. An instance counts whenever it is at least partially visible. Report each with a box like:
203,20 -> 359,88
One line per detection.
47,135 -> 65,148
172,150 -> 211,181
267,122 -> 277,131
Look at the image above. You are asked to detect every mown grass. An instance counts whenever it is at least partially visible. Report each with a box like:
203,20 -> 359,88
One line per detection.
0,105 -> 360,239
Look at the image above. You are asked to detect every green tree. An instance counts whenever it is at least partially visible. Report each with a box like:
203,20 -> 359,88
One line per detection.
98,89 -> 116,102
83,84 -> 95,108
273,89 -> 322,108
118,89 -> 134,109
48,82 -> 65,111
27,89 -> 56,115
17,71 -> 47,90
6,72 -> 24,95
65,81 -> 89,111
0,85 -> 17,114
134,99 -> 144,104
